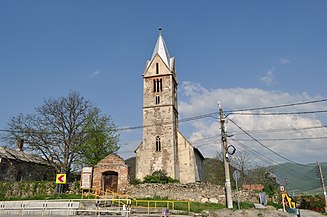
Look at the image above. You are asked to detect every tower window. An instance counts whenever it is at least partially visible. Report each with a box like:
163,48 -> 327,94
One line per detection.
156,63 -> 159,74
153,79 -> 163,93
156,95 -> 160,104
156,136 -> 161,152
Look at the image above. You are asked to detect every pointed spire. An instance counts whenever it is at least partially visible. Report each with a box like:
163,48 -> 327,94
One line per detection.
151,28 -> 171,67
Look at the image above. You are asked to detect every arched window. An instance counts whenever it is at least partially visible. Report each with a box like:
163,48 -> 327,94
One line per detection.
156,136 -> 161,152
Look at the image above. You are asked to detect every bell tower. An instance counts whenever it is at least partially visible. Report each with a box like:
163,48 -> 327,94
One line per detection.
135,29 -> 179,180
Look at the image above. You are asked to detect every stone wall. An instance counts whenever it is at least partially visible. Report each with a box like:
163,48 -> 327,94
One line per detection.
124,182 -> 260,204
0,158 -> 55,181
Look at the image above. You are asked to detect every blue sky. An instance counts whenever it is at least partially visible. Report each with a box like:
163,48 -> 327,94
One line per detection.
1,1 -> 327,165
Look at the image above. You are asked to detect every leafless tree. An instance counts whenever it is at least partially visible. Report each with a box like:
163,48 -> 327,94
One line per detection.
230,151 -> 251,184
2,91 -> 119,176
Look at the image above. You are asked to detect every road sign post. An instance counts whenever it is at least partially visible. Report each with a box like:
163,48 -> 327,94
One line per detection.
233,170 -> 241,209
56,174 -> 67,194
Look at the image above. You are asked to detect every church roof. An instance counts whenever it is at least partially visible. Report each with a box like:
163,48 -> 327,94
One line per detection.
151,29 -> 171,68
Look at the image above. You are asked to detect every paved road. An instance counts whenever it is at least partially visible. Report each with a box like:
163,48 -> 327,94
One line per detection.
298,209 -> 326,217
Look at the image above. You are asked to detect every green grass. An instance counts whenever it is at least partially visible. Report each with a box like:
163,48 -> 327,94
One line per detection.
233,201 -> 255,209
189,201 -> 226,213
131,197 -> 227,213
267,201 -> 282,209
0,193 -> 255,214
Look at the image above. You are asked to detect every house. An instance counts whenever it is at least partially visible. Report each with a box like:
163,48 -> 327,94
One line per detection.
0,142 -> 55,181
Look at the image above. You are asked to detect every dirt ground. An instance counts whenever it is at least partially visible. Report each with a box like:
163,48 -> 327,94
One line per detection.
202,206 -> 325,217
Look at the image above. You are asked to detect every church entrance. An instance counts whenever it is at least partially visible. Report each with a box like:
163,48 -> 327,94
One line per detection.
102,171 -> 118,193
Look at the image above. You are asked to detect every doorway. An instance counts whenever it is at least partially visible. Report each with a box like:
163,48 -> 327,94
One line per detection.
102,171 -> 118,193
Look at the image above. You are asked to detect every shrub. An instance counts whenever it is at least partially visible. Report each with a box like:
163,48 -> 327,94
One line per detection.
143,170 -> 179,184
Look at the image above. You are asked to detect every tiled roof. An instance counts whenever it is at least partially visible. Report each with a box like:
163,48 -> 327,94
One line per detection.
0,146 -> 49,165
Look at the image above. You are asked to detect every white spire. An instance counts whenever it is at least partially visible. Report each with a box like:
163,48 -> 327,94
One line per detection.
151,28 -> 171,68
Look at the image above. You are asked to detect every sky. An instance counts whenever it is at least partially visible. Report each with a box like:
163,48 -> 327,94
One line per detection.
1,1 -> 327,166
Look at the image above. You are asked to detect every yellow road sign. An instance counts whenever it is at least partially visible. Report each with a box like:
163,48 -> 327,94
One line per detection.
56,174 -> 66,184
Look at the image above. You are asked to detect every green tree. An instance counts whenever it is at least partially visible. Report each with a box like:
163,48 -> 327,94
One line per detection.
263,171 -> 280,197
2,91 -> 120,176
78,110 -> 119,167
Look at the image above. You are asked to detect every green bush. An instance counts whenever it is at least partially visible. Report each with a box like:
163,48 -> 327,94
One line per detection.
143,170 -> 179,184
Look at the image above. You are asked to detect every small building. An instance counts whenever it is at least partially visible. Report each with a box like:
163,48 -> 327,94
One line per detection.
92,154 -> 129,193
0,146 -> 55,181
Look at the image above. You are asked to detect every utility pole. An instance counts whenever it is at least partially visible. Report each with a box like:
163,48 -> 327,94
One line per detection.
317,161 -> 327,213
218,102 -> 233,209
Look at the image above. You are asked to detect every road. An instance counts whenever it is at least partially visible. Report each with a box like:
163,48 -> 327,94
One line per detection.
299,209 -> 326,217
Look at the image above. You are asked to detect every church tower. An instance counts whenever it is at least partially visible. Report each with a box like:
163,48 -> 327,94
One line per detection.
135,30 -> 204,183
135,29 -> 180,180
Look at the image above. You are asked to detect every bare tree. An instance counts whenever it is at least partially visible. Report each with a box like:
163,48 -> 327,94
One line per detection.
230,151 -> 251,184
2,91 -> 120,176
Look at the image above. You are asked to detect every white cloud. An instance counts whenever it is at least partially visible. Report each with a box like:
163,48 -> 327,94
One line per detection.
90,70 -> 101,77
279,58 -> 291,64
260,68 -> 276,86
179,81 -> 327,164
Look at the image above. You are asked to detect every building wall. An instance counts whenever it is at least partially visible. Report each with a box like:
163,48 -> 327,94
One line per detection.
194,149 -> 204,182
0,158 -> 55,181
92,154 -> 129,193
176,132 -> 204,183
177,131 -> 196,183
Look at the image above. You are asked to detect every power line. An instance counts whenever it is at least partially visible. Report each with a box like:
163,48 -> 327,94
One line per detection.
230,139 -> 319,181
1,98 -> 327,134
228,118 -> 301,165
226,98 -> 327,114
232,125 -> 327,136
229,110 -> 327,116
237,136 -> 327,142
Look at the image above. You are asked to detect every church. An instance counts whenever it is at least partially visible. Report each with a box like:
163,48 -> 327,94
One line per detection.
135,30 -> 204,183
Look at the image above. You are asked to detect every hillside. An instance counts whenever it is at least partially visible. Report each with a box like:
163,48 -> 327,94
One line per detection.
268,162 -> 327,195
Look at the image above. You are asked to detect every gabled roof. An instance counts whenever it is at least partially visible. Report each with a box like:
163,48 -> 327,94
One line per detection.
0,146 -> 49,165
151,30 -> 171,68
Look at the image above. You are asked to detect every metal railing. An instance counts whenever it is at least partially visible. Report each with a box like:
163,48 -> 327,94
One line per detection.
132,199 -> 191,214
0,198 -> 132,216
80,188 -> 192,215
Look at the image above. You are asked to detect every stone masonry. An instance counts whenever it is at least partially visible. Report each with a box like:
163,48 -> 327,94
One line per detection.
124,183 -> 259,204
92,154 -> 129,193
135,31 -> 204,184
